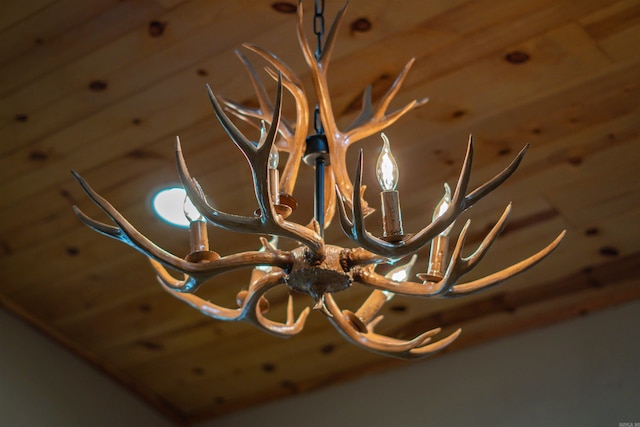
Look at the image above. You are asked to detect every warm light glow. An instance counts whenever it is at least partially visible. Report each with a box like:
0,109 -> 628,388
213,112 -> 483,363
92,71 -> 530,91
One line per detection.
376,133 -> 399,191
152,187 -> 191,227
387,254 -> 418,282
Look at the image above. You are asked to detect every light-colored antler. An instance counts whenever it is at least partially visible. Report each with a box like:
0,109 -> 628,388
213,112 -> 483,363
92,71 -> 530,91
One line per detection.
296,1 -> 428,216
351,206 -> 566,297
177,74 -> 325,257
323,293 -> 461,359
71,171 -> 293,293
219,44 -> 308,197
336,136 -> 529,259
156,268 -> 310,337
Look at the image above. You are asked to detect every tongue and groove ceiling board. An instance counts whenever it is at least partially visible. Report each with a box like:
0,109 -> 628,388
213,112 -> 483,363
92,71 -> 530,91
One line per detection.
1,0 -> 639,424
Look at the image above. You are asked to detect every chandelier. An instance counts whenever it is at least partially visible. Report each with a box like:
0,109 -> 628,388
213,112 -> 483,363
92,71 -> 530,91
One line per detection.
71,1 -> 565,359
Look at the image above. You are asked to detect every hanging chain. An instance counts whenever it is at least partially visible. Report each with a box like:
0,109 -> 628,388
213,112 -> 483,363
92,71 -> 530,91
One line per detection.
313,0 -> 325,134
313,0 -> 325,60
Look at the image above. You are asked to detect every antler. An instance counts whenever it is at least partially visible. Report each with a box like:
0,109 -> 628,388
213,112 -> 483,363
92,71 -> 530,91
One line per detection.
296,1 -> 428,215
71,171 -> 294,293
177,74 -> 325,257
323,293 -> 461,359
351,206 -> 566,297
219,44 -> 308,198
337,136 -> 530,259
156,268 -> 310,337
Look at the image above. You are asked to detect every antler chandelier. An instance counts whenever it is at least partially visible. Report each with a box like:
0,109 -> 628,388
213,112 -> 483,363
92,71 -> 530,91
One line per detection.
72,1 -> 565,359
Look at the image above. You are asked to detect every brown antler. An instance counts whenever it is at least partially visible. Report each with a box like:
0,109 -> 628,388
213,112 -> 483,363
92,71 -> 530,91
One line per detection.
177,74 -> 325,257
336,136 -> 529,259
71,172 -> 294,293
323,292 -> 461,359
296,1 -> 428,215
156,267 -> 310,337
351,207 -> 566,297
220,44 -> 309,197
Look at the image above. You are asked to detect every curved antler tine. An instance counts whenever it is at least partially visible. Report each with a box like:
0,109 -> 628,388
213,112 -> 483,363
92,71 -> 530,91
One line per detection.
176,138 -> 263,233
206,84 -> 256,156
256,305 -> 311,337
335,184 -> 354,234
243,43 -> 304,89
158,284 -> 242,321
72,205 -> 122,239
345,85 -> 373,132
324,294 -> 437,352
259,72 -> 283,155
296,1 -> 315,67
150,259 -> 200,292
447,230 -> 566,297
240,271 -> 310,337
234,48 -> 274,114
317,1 -> 349,67
463,144 -> 529,210
461,203 -> 512,271
406,328 -> 461,358
345,100 -> 419,143
375,58 -> 416,119
71,170 -> 194,270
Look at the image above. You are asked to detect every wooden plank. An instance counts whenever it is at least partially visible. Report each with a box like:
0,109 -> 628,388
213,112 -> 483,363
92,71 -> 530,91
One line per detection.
0,0 -> 55,33
0,0 -> 117,66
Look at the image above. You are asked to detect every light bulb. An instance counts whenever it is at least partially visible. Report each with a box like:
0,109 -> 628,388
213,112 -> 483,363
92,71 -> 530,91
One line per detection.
183,178 -> 206,223
433,183 -> 454,236
386,254 -> 418,282
376,133 -> 399,191
183,195 -> 203,223
268,144 -> 279,170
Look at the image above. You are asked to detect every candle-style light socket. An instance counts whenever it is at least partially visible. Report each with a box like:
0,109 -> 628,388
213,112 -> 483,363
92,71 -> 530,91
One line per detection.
269,168 -> 280,205
189,220 -> 209,253
424,234 -> 449,281
185,220 -> 219,263
381,190 -> 404,241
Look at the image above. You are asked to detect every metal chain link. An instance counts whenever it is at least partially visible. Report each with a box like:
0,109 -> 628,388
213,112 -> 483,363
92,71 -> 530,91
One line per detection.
313,0 -> 325,60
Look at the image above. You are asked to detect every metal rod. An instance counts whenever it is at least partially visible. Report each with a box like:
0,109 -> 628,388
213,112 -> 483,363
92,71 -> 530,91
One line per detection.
315,157 -> 325,237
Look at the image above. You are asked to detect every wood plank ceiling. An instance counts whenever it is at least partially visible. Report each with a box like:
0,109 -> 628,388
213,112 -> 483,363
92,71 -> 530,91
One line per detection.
1,0 -> 638,424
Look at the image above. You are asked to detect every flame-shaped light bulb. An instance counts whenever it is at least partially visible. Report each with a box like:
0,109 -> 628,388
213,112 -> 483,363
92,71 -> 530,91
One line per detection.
433,183 -> 454,236
376,133 -> 399,191
183,194 -> 203,223
268,144 -> 279,170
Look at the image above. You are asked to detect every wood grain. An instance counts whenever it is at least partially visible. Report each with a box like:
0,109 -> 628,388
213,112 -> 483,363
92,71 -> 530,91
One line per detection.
1,0 -> 639,423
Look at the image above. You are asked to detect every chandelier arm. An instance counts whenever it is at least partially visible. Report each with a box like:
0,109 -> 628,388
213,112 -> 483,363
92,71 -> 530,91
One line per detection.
445,230 -> 566,297
345,136 -> 532,260
157,269 -> 308,337
324,293 -> 461,359
71,171 -> 205,274
323,293 -> 441,352
182,81 -> 326,253
176,141 -> 265,233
